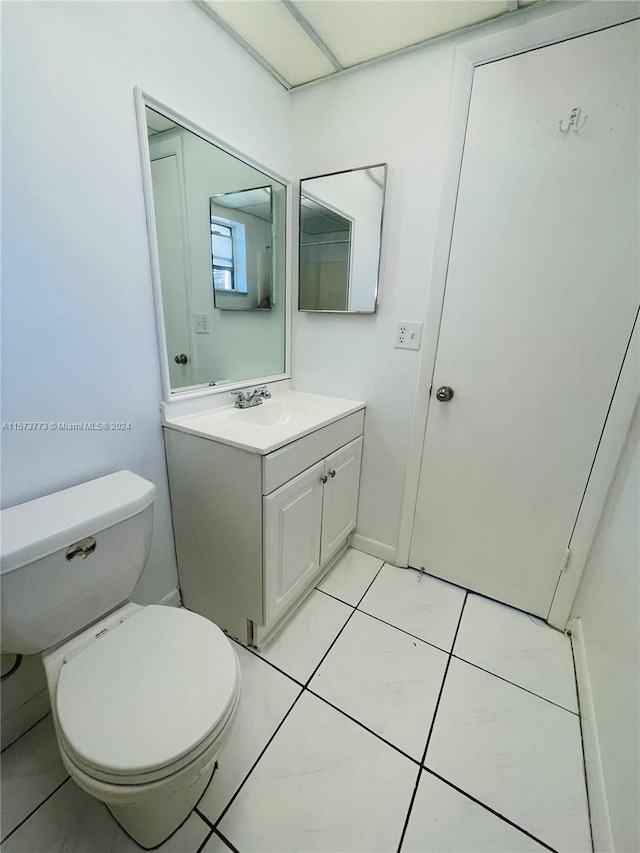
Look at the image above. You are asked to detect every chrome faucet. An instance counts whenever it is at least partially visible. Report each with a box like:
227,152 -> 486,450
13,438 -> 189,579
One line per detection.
231,386 -> 272,409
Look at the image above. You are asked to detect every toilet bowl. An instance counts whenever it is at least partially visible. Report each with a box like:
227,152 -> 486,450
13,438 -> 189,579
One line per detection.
0,471 -> 241,849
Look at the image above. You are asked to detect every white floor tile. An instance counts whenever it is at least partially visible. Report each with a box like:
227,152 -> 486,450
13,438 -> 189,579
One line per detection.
198,643 -> 301,824
200,830 -> 234,852
218,691 -> 417,852
0,715 -> 68,841
1,778 -> 210,852
309,610 -> 448,759
359,565 -> 466,651
402,772 -> 547,852
317,548 -> 383,606
426,658 -> 591,852
257,590 -> 352,682
454,594 -> 578,712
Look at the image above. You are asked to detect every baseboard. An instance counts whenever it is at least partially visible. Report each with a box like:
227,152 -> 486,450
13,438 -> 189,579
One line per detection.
1,689 -> 50,751
158,587 -> 182,608
570,617 -> 615,852
350,533 -> 398,565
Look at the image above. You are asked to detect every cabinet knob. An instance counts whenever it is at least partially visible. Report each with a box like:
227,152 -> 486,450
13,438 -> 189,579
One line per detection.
329,470 -> 336,478
320,475 -> 328,484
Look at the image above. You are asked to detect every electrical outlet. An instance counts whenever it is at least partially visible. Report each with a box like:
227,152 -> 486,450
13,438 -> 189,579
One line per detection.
194,313 -> 210,334
394,321 -> 423,350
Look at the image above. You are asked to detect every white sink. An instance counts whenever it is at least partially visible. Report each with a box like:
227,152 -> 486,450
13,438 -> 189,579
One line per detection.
162,391 -> 365,454
229,400 -> 320,427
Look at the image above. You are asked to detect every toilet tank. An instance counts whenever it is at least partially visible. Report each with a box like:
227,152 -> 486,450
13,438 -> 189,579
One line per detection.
0,471 -> 156,655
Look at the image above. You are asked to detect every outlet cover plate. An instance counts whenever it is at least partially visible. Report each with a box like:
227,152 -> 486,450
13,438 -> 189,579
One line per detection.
394,321 -> 423,350
194,313 -> 210,334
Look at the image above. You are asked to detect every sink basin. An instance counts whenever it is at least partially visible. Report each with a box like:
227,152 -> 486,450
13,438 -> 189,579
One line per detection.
162,390 -> 366,454
229,400 -> 319,426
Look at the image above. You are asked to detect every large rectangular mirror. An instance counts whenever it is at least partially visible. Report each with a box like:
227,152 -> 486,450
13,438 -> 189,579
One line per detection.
299,164 -> 386,313
137,95 -> 288,397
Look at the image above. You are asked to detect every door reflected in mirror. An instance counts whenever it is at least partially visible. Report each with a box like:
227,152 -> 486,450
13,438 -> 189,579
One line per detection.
299,164 -> 386,313
143,104 -> 287,395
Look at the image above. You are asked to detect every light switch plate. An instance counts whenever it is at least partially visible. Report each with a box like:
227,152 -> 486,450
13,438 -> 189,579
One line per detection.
394,321 -> 423,350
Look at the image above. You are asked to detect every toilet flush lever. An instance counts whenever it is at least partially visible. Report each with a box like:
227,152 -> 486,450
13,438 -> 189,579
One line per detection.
66,536 -> 97,560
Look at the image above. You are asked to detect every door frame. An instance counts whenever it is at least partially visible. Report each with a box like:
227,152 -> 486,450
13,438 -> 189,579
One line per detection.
396,1 -> 640,629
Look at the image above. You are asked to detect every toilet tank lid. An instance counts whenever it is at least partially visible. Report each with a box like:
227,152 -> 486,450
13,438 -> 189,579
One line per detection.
0,471 -> 156,575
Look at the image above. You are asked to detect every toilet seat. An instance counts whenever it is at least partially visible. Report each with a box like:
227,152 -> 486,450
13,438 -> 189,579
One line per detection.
55,605 -> 239,785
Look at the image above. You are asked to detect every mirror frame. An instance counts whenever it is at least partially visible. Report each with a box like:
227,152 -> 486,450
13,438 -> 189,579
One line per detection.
298,163 -> 387,315
134,88 -> 292,403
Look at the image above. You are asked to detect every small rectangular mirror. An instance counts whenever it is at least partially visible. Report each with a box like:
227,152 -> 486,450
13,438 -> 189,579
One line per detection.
299,164 -> 386,313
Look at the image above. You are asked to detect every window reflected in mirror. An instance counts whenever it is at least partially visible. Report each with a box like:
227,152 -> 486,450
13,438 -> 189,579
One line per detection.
211,186 -> 273,309
299,164 -> 386,313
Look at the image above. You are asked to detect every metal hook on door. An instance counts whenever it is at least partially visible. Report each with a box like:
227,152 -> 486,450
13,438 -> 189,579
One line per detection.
559,107 -> 588,134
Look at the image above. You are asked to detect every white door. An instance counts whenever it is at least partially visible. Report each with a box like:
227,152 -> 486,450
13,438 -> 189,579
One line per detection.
150,154 -> 193,388
410,23 -> 639,617
321,437 -> 363,564
264,461 -> 324,625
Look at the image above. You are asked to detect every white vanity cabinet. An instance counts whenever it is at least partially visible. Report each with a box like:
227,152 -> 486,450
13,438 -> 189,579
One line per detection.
163,405 -> 364,646
264,437 -> 362,628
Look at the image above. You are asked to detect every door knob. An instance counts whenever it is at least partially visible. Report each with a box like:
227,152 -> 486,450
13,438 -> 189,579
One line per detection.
174,354 -> 189,365
435,385 -> 454,402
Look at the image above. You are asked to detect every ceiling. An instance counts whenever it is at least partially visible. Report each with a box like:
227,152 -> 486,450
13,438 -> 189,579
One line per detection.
197,0 -> 537,89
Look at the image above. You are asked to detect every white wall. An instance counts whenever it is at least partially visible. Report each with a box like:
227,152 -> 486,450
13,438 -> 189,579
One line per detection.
571,401 -> 640,853
291,45 -> 456,557
1,0 -> 290,741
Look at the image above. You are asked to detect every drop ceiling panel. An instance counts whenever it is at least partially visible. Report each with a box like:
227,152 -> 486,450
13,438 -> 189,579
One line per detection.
204,0 -> 336,86
293,0 -> 510,67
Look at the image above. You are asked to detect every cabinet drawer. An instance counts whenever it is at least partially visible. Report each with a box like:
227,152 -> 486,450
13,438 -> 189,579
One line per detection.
262,410 -> 364,495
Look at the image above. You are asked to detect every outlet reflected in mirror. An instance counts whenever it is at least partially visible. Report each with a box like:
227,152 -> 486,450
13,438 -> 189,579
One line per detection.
299,164 -> 386,313
142,104 -> 287,395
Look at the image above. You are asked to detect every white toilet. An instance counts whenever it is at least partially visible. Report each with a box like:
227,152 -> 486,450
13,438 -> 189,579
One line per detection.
0,470 -> 241,849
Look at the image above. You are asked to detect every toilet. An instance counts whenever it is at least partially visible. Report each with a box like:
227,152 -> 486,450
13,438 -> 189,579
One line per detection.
0,470 -> 241,849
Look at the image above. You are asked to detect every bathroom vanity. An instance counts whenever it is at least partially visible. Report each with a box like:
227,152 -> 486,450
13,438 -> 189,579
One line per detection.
163,391 -> 365,646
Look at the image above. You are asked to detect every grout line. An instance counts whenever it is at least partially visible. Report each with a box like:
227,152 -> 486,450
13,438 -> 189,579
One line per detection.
215,827 -> 241,853
229,636 -> 305,688
195,828 -> 215,853
315,587 -> 360,607
423,767 -> 560,853
306,688 -> 420,767
304,562 -> 385,688
0,776 -> 70,845
422,592 -> 468,760
212,687 -> 305,829
0,711 -> 52,754
395,765 -> 423,853
570,634 -> 595,853
195,807 -> 215,830
450,654 -> 580,715
304,607 -> 359,687
354,606 -> 451,655
396,592 -> 468,852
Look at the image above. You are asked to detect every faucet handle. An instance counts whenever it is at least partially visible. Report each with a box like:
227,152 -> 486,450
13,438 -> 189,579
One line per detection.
255,386 -> 271,399
230,390 -> 250,401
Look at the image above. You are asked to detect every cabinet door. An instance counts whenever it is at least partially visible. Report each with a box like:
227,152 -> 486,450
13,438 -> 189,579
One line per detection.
321,437 -> 363,565
264,460 -> 325,625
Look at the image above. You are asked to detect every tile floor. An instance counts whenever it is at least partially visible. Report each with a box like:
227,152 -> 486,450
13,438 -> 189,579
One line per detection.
0,549 -> 592,853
